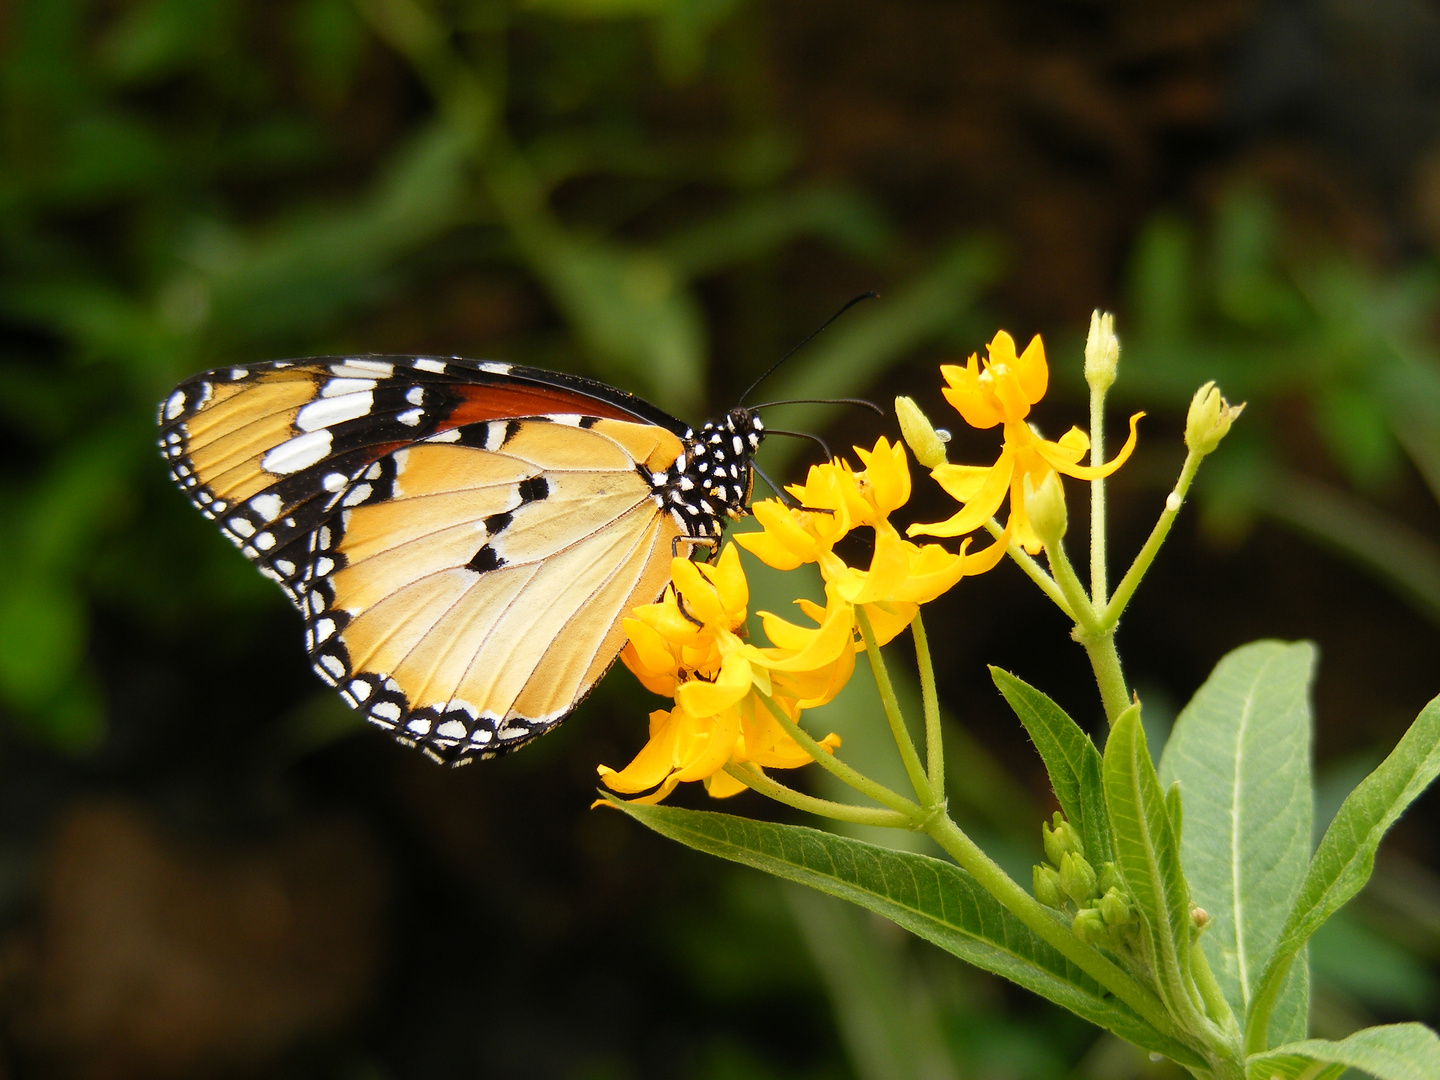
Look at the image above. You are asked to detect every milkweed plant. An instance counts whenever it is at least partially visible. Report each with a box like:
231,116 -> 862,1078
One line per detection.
593,313 -> 1440,1079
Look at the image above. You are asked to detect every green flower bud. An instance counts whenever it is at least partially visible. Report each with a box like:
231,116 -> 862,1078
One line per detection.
1060,851 -> 1098,905
1184,381 -> 1245,457
1072,907 -> 1106,944
1033,864 -> 1065,908
1099,887 -> 1134,926
894,395 -> 950,469
1084,310 -> 1119,393
1042,813 -> 1085,867
1096,861 -> 1123,895
1022,470 -> 1068,548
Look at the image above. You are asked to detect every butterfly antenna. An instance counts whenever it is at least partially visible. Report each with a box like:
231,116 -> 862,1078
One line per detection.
748,397 -> 885,416
739,292 -> 879,405
765,427 -> 834,462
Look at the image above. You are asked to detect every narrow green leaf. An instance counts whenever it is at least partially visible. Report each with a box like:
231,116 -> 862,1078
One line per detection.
606,797 -> 1205,1068
1246,1023 -> 1440,1080
1158,641 -> 1315,1039
1104,703 -> 1194,1019
1247,693 -> 1440,1051
992,668 -> 1113,862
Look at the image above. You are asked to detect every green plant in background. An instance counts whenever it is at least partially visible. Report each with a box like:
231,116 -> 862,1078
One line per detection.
1117,188 -> 1440,626
604,314 -> 1440,1079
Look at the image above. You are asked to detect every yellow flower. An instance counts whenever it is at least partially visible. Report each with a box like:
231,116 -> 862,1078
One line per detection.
909,331 -> 1143,554
736,436 -> 1005,643
601,543 -> 846,804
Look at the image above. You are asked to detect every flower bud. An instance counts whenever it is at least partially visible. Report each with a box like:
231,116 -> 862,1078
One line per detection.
1184,381 -> 1245,457
1033,864 -> 1066,908
894,396 -> 949,469
1060,851 -> 1098,905
1099,887 -> 1134,926
1042,813 -> 1085,867
1022,470 -> 1068,548
1096,861 -> 1123,895
1072,907 -> 1106,944
1084,310 -> 1119,393
1191,906 -> 1211,932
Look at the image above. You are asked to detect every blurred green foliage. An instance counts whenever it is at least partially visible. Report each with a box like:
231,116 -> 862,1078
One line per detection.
1114,189 -> 1440,626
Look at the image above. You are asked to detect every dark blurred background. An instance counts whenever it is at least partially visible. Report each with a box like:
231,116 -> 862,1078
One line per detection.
2,1 -> 1439,1077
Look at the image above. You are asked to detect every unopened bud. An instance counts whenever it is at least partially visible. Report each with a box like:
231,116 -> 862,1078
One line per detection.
1073,907 -> 1107,943
1184,381 -> 1245,457
895,396 -> 950,469
1042,813 -> 1085,867
1099,887 -> 1134,926
1084,310 -> 1119,392
1060,851 -> 1098,905
1022,470 -> 1068,548
1096,861 -> 1123,895
1033,864 -> 1065,908
1191,906 -> 1211,932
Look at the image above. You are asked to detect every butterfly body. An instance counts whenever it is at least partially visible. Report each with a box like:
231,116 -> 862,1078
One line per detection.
159,356 -> 763,764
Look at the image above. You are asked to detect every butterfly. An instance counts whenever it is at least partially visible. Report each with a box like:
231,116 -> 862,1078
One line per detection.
158,356 -> 763,765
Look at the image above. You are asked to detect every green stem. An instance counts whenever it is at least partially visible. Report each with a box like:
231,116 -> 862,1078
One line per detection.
1090,377 -> 1108,606
723,764 -> 913,828
923,814 -> 1188,1046
1082,630 -> 1132,725
1190,943 -> 1239,1039
1043,538 -> 1103,636
757,693 -> 921,819
855,607 -> 934,805
984,519 -> 1075,619
1102,450 -> 1203,629
912,613 -> 944,795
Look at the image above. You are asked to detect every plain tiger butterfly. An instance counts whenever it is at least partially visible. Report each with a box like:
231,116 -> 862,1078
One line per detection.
158,356 -> 763,765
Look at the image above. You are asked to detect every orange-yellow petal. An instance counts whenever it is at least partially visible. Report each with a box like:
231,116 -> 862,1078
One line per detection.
598,708 -> 686,793
910,446 -> 1015,538
1038,412 -> 1143,480
675,651 -> 753,717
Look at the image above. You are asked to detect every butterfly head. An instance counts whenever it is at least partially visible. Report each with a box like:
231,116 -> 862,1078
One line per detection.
668,407 -> 764,537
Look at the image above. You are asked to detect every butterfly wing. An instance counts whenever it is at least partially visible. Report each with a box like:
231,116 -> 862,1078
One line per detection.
160,356 -> 699,763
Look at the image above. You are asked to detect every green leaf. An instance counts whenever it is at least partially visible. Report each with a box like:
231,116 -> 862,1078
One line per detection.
1247,693 -> 1440,1051
1246,1023 -> 1440,1080
1158,641 -> 1315,1038
1104,703 -> 1194,1020
606,797 -> 1205,1068
991,667 -> 1112,863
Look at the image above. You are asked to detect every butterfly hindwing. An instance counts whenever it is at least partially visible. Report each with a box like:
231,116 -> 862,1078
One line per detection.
302,417 -> 687,762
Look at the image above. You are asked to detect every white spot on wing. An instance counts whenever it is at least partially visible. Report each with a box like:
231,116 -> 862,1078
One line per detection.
321,377 -> 377,398
250,493 -> 283,520
297,391 -> 374,432
428,429 -> 461,443
164,391 -> 186,420
395,408 -> 423,426
262,430 -> 333,474
322,472 -> 347,492
372,701 -> 402,723
228,517 -> 256,538
342,483 -> 372,507
331,359 -> 395,378
413,358 -> 447,374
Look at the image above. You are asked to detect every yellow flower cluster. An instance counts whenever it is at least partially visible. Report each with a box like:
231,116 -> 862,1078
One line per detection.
601,330 -> 1143,805
598,545 -> 845,804
600,437 -> 1001,804
909,331 -> 1142,554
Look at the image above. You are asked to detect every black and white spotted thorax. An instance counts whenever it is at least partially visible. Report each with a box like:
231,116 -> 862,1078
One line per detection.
654,407 -> 765,538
